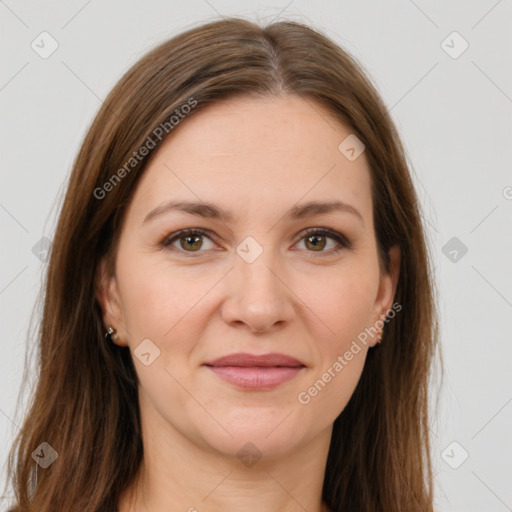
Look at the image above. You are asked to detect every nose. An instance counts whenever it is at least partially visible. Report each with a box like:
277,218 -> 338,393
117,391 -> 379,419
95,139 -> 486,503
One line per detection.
220,247 -> 296,334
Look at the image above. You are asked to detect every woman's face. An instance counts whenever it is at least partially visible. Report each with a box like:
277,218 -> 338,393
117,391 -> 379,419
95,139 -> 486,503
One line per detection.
98,94 -> 400,460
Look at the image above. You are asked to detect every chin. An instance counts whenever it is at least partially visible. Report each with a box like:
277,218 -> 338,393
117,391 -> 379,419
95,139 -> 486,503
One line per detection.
193,410 -> 311,462
206,432 -> 303,464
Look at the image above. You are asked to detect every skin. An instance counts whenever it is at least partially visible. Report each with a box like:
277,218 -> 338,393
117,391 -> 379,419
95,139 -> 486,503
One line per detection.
97,94 -> 400,512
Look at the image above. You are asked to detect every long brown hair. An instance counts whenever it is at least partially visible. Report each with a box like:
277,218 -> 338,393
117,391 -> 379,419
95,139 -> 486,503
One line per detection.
4,17 -> 440,511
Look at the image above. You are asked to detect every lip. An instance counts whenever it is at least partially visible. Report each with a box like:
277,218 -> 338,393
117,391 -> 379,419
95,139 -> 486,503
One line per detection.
204,352 -> 305,368
203,352 -> 306,390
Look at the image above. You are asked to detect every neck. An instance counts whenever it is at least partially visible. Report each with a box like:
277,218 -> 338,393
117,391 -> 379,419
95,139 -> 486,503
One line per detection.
118,402 -> 333,512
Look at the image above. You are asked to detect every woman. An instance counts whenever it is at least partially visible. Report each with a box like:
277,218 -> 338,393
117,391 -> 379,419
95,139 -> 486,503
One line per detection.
5,17 -> 440,512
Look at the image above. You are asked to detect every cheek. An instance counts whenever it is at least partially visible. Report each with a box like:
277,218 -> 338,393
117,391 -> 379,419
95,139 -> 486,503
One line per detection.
310,355 -> 367,430
292,265 -> 376,411
295,281 -> 373,422
296,263 -> 378,346
115,256 -> 213,421
116,250 -> 218,340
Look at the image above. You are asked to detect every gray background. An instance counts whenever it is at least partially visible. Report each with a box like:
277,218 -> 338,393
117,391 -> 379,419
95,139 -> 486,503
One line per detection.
1,1 -> 511,511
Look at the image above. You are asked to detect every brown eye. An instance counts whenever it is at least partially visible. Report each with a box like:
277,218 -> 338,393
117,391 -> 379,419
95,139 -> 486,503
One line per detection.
305,234 -> 327,251
179,234 -> 203,251
296,228 -> 351,254
163,229 -> 215,253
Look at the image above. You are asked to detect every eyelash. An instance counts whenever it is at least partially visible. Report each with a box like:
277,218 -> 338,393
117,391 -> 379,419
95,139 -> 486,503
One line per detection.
161,227 -> 352,256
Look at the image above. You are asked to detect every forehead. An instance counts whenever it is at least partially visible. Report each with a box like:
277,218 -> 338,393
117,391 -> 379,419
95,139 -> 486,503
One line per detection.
126,94 -> 373,225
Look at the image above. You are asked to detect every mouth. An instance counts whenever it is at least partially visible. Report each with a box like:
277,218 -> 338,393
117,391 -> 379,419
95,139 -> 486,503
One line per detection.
203,352 -> 306,390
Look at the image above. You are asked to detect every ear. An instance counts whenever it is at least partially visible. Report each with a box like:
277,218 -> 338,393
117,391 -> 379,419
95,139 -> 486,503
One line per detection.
95,258 -> 129,347
370,245 -> 401,346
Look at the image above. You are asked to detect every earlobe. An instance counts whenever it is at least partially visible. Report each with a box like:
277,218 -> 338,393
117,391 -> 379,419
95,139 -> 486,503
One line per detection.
380,244 -> 401,313
95,259 -> 128,346
372,245 -> 401,343
387,245 -> 401,304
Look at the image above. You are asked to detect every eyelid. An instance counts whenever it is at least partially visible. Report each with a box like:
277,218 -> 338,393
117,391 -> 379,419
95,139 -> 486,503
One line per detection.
298,227 -> 352,250
161,226 -> 351,254
162,228 -> 218,251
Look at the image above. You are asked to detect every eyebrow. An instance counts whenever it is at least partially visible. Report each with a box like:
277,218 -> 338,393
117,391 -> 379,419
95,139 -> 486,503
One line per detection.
142,199 -> 364,226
